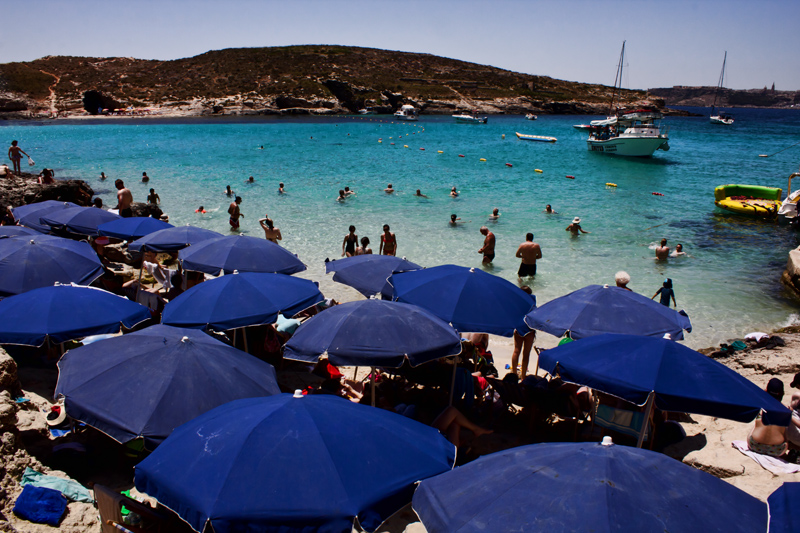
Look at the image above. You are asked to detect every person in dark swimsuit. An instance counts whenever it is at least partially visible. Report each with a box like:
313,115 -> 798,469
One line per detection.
342,225 -> 358,257
380,224 -> 397,256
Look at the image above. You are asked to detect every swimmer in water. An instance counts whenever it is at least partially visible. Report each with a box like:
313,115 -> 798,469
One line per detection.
450,186 -> 459,198
544,204 -> 557,214
415,189 -> 428,198
278,182 -> 285,194
336,190 -> 346,202
141,171 -> 150,183
489,207 -> 500,220
384,184 -> 394,194
196,206 -> 206,214
225,185 -> 234,197
147,188 -> 160,205
100,172 -> 107,181
259,216 -> 282,243
566,217 -> 589,235
247,176 -> 255,183
344,186 -> 356,196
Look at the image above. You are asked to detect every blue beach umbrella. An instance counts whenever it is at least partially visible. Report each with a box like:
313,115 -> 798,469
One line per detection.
524,284 -> 692,340
284,299 -> 462,367
134,393 -> 456,533
768,482 -> 800,533
326,254 -> 422,298
390,265 -> 536,337
40,206 -> 121,236
162,272 -> 324,330
0,235 -> 103,298
55,324 -> 280,448
180,234 -> 306,275
538,333 -> 791,427
97,216 -> 173,240
13,200 -> 79,233
0,226 -> 39,237
412,441 -> 766,533
0,284 -> 150,346
128,225 -> 222,253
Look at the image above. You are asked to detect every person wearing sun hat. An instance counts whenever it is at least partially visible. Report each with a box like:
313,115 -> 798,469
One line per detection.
566,217 -> 589,236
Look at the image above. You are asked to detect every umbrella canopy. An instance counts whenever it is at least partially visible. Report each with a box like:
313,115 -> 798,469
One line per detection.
128,225 -> 222,253
413,441 -> 766,533
55,324 -> 280,448
390,265 -> 536,336
180,235 -> 306,275
97,216 -> 173,240
538,333 -> 790,425
135,393 -> 456,533
284,299 -> 462,367
13,200 -> 79,233
162,272 -> 324,330
768,482 -> 800,533
40,206 -> 121,236
0,226 -> 39,238
0,284 -> 150,346
524,284 -> 692,340
0,235 -> 103,298
326,255 -> 422,298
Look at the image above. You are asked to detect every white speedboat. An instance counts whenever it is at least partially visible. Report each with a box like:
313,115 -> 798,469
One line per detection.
394,105 -> 418,121
585,42 -> 669,157
710,52 -> 734,125
587,111 -> 670,157
525,114 -> 538,120
358,108 -> 376,115
453,112 -> 487,124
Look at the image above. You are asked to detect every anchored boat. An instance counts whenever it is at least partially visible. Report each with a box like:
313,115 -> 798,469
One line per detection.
394,105 -> 418,121
714,184 -> 782,218
516,132 -> 557,143
453,111 -> 488,124
710,52 -> 734,125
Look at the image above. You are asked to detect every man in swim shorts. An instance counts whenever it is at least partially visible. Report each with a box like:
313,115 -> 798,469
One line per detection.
478,226 -> 495,264
655,238 -> 670,260
115,179 -> 133,218
8,140 -> 28,175
228,196 -> 243,230
380,224 -> 397,256
516,233 -> 542,278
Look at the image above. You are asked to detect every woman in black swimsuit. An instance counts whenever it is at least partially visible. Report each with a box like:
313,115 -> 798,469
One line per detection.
342,225 -> 358,257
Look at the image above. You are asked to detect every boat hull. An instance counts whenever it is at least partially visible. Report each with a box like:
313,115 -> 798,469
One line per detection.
394,115 -> 418,121
710,116 -> 734,125
586,136 -> 669,157
453,115 -> 487,124
516,132 -> 557,143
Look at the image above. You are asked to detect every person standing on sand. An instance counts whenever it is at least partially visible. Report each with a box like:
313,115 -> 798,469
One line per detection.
655,238 -> 670,260
566,217 -> 589,235
8,141 -> 28,175
228,196 -> 243,231
478,226 -> 495,264
342,225 -> 358,257
259,216 -> 282,243
512,285 -> 536,377
515,233 -> 541,278
380,225 -> 397,256
115,179 -> 133,218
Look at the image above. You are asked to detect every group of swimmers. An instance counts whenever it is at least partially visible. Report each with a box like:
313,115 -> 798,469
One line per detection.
341,225 -> 396,256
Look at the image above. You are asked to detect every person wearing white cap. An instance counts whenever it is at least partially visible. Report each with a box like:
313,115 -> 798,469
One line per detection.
566,217 -> 589,236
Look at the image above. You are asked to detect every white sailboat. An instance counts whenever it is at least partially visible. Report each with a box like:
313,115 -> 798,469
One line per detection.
586,41 -> 670,157
710,52 -> 734,125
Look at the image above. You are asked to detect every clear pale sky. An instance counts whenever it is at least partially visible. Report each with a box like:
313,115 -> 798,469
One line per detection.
2,0 -> 798,91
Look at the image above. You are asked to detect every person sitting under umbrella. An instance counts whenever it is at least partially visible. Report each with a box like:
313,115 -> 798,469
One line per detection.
747,378 -> 788,457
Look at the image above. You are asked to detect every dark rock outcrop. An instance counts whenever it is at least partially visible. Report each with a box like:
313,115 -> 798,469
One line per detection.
130,202 -> 162,219
1,172 -> 94,209
82,90 -> 122,114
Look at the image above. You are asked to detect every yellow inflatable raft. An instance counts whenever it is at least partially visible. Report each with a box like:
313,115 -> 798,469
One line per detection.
714,184 -> 782,218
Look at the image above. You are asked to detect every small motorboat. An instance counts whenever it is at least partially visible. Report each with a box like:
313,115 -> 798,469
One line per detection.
394,105 -> 418,121
453,111 -> 488,124
714,184 -> 782,218
516,132 -> 557,143
525,114 -> 538,121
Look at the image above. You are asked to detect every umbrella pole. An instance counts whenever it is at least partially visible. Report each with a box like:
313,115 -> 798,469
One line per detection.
370,367 -> 376,407
448,358 -> 457,406
353,366 -> 358,381
242,328 -> 249,354
636,391 -> 656,449
134,264 -> 144,303
232,329 -> 237,348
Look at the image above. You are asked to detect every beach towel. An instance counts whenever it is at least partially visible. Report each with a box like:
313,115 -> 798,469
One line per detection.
732,440 -> 800,475
20,467 -> 93,503
13,485 -> 67,526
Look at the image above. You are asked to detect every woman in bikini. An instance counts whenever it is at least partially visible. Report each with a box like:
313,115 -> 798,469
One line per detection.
342,225 -> 358,257
8,141 -> 28,175
380,224 -> 396,256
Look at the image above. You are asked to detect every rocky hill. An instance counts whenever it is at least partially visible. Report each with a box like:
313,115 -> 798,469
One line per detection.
648,86 -> 800,108
0,45 -> 667,117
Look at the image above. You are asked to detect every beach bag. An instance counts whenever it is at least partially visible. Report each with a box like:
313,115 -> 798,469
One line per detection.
27,156 -> 35,167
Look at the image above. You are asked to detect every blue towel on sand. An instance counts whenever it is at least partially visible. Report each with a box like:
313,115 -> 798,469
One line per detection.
13,485 -> 67,526
20,467 -> 93,503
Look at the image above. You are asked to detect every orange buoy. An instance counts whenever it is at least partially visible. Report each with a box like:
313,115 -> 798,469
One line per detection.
505,163 -> 513,167
566,175 -> 575,179
458,154 -> 465,158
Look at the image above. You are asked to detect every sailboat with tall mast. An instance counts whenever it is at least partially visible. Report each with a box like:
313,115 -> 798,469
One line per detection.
585,41 -> 670,157
710,52 -> 734,125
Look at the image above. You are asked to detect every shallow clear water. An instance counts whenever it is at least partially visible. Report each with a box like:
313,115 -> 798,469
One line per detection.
3,107 -> 800,347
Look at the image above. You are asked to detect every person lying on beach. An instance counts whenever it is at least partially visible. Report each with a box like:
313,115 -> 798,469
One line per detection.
566,217 -> 589,235
356,236 -> 372,255
431,406 -> 492,447
748,378 -> 788,457
259,217 -> 282,243
489,207 -> 500,220
384,184 -> 394,194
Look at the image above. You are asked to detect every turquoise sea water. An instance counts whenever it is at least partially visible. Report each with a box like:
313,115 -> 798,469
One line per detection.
3,107 -> 799,347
